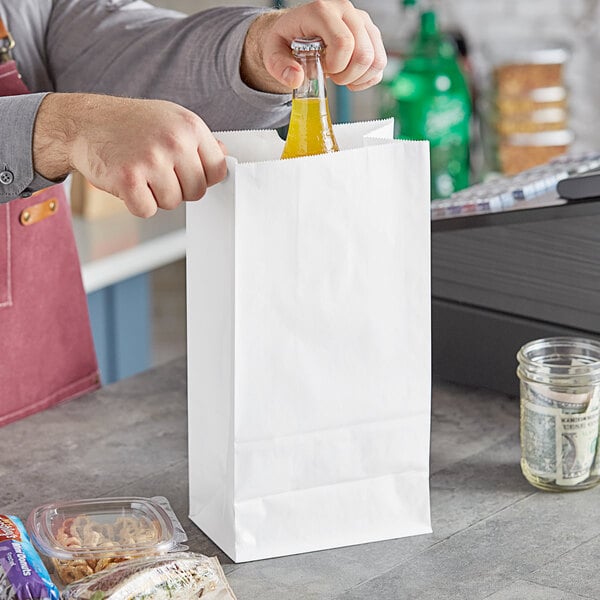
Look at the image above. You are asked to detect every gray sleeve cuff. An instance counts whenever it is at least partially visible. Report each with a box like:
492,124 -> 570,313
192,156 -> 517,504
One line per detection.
0,92 -> 55,202
225,12 -> 292,128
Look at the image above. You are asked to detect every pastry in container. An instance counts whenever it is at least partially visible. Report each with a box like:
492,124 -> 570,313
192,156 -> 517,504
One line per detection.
498,130 -> 574,175
492,44 -> 569,97
481,41 -> 571,175
495,86 -> 568,117
495,106 -> 568,135
27,497 -> 185,585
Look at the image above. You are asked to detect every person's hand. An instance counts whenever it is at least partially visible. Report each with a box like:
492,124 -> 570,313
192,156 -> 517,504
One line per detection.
33,93 -> 227,218
241,0 -> 386,94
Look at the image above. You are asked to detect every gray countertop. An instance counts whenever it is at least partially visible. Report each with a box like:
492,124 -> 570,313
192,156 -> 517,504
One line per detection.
3,357 -> 600,600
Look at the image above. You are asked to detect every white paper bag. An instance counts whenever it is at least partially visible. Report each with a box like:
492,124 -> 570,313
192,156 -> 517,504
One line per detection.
186,120 -> 431,563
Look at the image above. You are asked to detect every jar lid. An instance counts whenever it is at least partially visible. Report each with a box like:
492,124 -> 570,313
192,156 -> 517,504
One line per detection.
27,497 -> 179,560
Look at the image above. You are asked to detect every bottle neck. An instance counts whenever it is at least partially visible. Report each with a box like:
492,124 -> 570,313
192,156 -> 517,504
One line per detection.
293,51 -> 327,100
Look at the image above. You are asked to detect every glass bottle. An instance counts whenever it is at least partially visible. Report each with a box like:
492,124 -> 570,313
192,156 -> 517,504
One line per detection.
383,10 -> 471,199
281,37 -> 339,159
517,337 -> 600,492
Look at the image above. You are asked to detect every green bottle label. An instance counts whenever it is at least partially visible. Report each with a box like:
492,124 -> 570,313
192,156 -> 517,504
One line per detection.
425,95 -> 469,143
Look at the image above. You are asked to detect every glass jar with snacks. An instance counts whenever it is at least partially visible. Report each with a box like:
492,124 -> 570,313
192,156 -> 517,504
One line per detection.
27,496 -> 186,585
481,41 -> 571,175
517,337 -> 600,492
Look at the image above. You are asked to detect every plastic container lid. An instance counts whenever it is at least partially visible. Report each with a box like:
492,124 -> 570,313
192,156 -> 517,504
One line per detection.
504,130 -> 574,147
488,40 -> 569,66
27,497 -> 179,561
527,86 -> 568,103
514,107 -> 566,124
493,86 -> 568,103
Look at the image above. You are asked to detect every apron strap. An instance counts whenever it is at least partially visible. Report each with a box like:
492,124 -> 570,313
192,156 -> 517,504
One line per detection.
0,18 -> 15,64
0,17 -> 30,96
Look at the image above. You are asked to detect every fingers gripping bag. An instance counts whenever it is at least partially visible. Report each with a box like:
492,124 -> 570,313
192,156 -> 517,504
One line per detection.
0,516 -> 60,600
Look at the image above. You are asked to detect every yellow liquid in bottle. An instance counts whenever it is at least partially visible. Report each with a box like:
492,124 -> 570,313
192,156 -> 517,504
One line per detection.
281,97 -> 339,159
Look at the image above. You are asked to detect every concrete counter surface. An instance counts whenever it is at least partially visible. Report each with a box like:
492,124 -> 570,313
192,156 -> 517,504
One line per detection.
3,357 -> 599,600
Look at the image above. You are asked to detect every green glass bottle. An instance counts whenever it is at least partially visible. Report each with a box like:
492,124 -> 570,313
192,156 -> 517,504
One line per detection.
386,10 -> 471,199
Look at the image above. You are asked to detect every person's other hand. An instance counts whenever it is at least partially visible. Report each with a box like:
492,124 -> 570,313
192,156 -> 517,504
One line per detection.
242,0 -> 386,94
33,93 -> 227,218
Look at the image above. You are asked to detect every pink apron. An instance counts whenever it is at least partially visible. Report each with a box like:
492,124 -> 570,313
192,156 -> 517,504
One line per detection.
0,18 -> 100,426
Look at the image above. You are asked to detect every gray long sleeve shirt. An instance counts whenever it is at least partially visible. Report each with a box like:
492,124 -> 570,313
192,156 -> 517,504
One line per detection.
0,0 -> 291,200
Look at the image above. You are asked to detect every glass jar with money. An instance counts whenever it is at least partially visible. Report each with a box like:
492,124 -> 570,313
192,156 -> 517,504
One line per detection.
517,337 -> 600,491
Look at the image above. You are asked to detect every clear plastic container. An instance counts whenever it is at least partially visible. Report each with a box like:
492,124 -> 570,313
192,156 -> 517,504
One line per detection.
61,553 -> 224,600
487,41 -> 569,97
480,40 -> 571,175
27,496 -> 186,585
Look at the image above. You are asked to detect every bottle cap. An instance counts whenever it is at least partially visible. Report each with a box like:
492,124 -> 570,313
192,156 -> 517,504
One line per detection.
291,37 -> 324,53
420,11 -> 438,36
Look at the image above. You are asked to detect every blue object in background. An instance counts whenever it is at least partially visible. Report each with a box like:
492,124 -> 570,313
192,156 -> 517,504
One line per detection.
335,85 -> 352,123
87,274 -> 151,385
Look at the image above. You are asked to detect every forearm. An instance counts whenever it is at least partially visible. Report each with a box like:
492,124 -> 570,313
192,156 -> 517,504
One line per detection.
46,2 -> 291,130
31,94 -> 75,182
30,92 -> 228,218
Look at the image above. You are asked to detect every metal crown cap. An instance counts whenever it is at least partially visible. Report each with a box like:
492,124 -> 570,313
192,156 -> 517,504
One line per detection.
291,37 -> 324,52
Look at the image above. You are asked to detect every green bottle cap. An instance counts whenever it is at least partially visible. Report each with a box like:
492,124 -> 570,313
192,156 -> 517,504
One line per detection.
420,11 -> 438,36
403,0 -> 418,6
